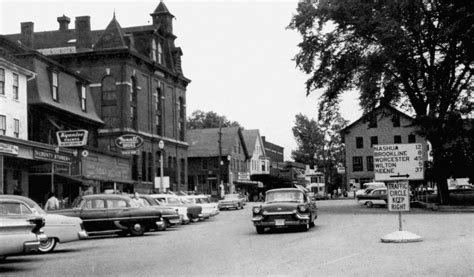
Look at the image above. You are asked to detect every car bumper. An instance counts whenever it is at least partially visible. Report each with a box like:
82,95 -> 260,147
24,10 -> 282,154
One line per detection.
23,240 -> 41,252
252,212 -> 310,227
210,210 -> 219,216
78,230 -> 88,240
199,213 -> 211,219
219,203 -> 238,209
155,220 -> 166,229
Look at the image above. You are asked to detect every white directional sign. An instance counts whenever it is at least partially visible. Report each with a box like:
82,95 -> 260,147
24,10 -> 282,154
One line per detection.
387,181 -> 410,212
373,143 -> 424,181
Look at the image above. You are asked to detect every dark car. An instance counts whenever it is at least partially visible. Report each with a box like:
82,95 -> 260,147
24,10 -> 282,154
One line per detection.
49,194 -> 163,236
357,188 -> 388,207
138,195 -> 182,228
251,188 -> 317,234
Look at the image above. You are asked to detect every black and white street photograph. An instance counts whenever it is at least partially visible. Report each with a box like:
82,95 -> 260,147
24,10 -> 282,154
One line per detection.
0,0 -> 473,276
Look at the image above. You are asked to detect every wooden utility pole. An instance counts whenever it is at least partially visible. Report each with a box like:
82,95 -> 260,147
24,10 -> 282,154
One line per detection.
218,120 -> 223,196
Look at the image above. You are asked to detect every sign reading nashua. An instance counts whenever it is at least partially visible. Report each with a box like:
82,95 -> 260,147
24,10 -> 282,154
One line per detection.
56,130 -> 88,147
115,134 -> 144,155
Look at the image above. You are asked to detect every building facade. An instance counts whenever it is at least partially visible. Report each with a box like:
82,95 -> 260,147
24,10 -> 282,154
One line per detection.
5,1 -> 191,193
341,105 -> 429,189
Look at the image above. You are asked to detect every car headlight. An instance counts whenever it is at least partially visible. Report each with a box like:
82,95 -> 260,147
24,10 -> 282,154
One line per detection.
252,206 -> 262,214
298,204 -> 308,212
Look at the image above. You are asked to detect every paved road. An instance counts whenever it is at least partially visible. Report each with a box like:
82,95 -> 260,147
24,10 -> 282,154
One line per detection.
1,200 -> 473,276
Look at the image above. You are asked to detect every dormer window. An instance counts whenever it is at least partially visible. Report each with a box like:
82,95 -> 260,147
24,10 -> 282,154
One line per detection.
151,39 -> 157,61
80,85 -> 87,111
52,72 -> 59,101
157,42 -> 163,64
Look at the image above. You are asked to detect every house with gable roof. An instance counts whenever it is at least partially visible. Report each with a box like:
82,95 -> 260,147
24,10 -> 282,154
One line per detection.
5,1 -> 191,193
187,127 -> 252,197
340,104 -> 429,190
242,129 -> 270,177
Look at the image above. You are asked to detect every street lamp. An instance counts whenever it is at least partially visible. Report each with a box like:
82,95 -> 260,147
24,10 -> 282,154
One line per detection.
158,140 -> 164,193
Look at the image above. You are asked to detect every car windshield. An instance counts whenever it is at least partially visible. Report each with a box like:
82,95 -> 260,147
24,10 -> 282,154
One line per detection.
265,191 -> 304,203
224,194 -> 239,200
198,197 -> 210,204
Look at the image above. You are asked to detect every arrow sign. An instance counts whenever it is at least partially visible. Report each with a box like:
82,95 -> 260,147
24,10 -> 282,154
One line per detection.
390,174 -> 410,178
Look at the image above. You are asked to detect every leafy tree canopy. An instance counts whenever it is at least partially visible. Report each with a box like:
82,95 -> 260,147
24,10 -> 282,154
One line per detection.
289,0 -> 473,203
187,110 -> 241,129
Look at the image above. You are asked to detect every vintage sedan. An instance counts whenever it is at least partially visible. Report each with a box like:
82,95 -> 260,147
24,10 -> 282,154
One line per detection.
251,188 -> 317,234
218,194 -> 245,210
182,195 -> 219,218
357,188 -> 388,207
0,217 -> 46,261
0,195 -> 87,253
138,195 -> 182,228
50,194 -> 163,236
149,194 -> 204,223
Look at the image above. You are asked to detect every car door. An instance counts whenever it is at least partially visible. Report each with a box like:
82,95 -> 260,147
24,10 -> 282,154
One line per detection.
106,198 -> 131,227
79,199 -> 108,232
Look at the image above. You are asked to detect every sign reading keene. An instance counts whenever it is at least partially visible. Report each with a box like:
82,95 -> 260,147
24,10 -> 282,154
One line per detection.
373,143 -> 424,181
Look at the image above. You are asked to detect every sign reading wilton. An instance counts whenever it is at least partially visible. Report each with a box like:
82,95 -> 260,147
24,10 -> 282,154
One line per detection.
373,143 -> 424,181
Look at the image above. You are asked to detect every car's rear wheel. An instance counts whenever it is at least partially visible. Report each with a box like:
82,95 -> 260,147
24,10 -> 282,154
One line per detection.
256,226 -> 265,234
38,238 -> 57,253
191,217 -> 199,223
366,201 -> 374,208
129,223 -> 146,236
301,221 -> 310,232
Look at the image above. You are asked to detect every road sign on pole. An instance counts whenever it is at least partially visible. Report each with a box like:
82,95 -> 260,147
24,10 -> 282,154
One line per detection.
387,180 -> 410,212
373,143 -> 424,181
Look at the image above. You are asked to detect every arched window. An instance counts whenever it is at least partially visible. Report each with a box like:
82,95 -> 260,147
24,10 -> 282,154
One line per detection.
151,39 -> 157,61
157,42 -> 163,64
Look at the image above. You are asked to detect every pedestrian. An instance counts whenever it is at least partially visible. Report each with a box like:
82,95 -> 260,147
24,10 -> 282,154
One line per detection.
258,192 -> 264,202
45,192 -> 60,210
131,192 -> 141,206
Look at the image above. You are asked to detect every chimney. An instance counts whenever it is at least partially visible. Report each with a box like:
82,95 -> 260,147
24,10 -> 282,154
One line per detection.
20,22 -> 34,48
75,16 -> 92,50
57,15 -> 70,31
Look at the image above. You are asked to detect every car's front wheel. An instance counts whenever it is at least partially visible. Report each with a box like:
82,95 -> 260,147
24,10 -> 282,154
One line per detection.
129,223 -> 146,236
256,226 -> 265,234
366,201 -> 374,208
38,238 -> 57,253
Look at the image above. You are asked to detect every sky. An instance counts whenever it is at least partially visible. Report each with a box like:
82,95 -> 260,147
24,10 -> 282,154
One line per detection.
0,0 -> 362,160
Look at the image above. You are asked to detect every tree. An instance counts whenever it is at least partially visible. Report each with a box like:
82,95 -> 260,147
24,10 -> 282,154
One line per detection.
292,112 -> 348,192
187,110 -> 241,129
289,0 -> 473,204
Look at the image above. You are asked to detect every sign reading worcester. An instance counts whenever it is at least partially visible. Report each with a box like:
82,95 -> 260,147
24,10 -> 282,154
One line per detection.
115,134 -> 144,154
373,143 -> 424,181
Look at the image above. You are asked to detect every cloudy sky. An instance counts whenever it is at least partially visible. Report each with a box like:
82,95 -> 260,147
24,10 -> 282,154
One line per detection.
0,0 -> 362,160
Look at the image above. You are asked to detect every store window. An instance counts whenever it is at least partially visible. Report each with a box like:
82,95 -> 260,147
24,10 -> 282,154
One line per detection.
353,156 -> 363,172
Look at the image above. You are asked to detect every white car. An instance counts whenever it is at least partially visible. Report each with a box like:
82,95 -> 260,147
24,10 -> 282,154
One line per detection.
0,195 -> 87,253
182,195 -> 219,218
0,217 -> 46,260
148,194 -> 191,224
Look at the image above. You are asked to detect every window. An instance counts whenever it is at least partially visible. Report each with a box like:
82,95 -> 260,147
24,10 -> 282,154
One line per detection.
356,137 -> 364,149
13,119 -> 19,138
155,85 -> 163,135
0,115 -> 5,135
130,77 -> 137,129
408,134 -> 416,143
370,136 -> 378,147
178,96 -> 185,141
157,42 -> 163,64
368,114 -> 377,128
101,76 -> 117,128
151,39 -> 157,61
12,73 -> 19,100
367,156 -> 374,171
52,72 -> 58,101
353,156 -> 363,172
80,85 -> 87,111
394,135 -> 402,144
392,114 -> 400,127
0,68 -> 4,95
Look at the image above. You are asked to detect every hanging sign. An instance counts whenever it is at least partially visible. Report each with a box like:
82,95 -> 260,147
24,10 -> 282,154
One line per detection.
56,130 -> 88,147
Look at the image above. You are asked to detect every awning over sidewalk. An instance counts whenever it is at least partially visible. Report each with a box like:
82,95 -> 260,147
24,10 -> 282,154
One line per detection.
235,180 -> 264,188
54,173 -> 98,187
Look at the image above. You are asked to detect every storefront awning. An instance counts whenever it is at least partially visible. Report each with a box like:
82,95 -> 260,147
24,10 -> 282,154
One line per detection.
235,180 -> 264,188
54,173 -> 99,187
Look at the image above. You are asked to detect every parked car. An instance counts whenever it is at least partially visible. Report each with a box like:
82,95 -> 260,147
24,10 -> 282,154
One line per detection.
182,195 -> 219,217
0,217 -> 46,261
357,188 -> 388,207
137,195 -> 182,228
355,182 -> 386,197
0,195 -> 87,253
49,194 -> 164,236
149,194 -> 203,223
251,188 -> 317,234
218,194 -> 245,210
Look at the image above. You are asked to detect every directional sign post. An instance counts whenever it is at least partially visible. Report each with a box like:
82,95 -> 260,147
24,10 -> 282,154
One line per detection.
374,144 -> 423,243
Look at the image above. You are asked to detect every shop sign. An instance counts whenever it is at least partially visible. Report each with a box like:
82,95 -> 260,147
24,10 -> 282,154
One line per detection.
34,149 -> 72,164
115,134 -> 144,154
0,143 -> 19,155
56,130 -> 88,147
238,172 -> 250,181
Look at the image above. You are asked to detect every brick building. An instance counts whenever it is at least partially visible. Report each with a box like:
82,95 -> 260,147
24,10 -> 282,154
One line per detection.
5,1 -> 191,193
340,104 -> 429,189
